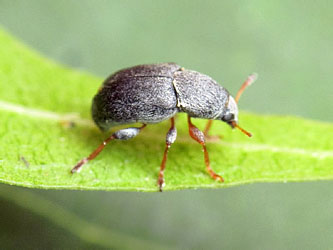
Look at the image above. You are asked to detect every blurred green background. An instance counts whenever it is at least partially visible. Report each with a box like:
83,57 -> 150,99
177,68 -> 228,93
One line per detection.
0,1 -> 332,249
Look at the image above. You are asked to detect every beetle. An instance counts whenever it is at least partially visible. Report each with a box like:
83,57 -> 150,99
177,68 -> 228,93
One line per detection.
71,63 -> 257,191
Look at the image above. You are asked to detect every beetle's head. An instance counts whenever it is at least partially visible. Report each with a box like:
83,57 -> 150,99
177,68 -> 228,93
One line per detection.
221,73 -> 257,137
222,95 -> 238,127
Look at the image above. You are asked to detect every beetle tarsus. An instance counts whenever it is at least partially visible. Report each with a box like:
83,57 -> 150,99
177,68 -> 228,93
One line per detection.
158,178 -> 164,192
209,172 -> 224,182
71,158 -> 88,173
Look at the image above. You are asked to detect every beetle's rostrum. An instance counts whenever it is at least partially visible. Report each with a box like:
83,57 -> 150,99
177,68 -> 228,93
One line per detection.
71,63 -> 257,191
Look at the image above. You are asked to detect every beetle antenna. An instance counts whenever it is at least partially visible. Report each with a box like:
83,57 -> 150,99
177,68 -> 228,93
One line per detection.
235,73 -> 257,103
231,121 -> 252,137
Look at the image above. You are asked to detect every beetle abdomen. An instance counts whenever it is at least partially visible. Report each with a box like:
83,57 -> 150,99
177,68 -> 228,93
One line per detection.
173,70 -> 229,119
92,63 -> 180,131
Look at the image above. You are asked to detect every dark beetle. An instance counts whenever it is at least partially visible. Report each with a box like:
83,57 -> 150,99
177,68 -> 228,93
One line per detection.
72,63 -> 256,191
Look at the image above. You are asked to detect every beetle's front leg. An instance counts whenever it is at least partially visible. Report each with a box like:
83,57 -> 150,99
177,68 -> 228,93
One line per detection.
203,120 -> 213,137
71,124 -> 146,173
203,120 -> 223,142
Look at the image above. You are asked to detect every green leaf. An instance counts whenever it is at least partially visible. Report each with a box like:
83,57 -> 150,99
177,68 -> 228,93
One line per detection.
1,27 -> 333,191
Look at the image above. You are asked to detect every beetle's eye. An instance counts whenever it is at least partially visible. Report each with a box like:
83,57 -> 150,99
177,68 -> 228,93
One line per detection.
222,112 -> 234,122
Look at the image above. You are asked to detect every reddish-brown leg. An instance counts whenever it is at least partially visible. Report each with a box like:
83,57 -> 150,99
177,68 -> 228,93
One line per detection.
71,124 -> 146,173
188,116 -> 224,182
203,120 -> 213,137
158,118 -> 177,192
203,120 -> 223,141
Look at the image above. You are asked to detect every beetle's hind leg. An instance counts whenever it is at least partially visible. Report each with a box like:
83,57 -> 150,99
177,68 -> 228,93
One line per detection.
71,124 -> 146,173
158,118 -> 177,192
188,116 -> 224,182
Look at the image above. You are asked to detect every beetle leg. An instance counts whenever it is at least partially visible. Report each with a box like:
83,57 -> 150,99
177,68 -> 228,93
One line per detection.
203,120 -> 223,141
187,116 -> 224,182
203,120 -> 213,137
158,118 -> 177,192
71,124 -> 146,173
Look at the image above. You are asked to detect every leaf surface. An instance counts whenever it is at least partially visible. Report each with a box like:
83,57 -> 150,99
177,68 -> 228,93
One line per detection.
1,28 -> 332,191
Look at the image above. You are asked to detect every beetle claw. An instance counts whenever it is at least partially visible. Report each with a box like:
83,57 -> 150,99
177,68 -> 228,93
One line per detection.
215,175 -> 224,182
